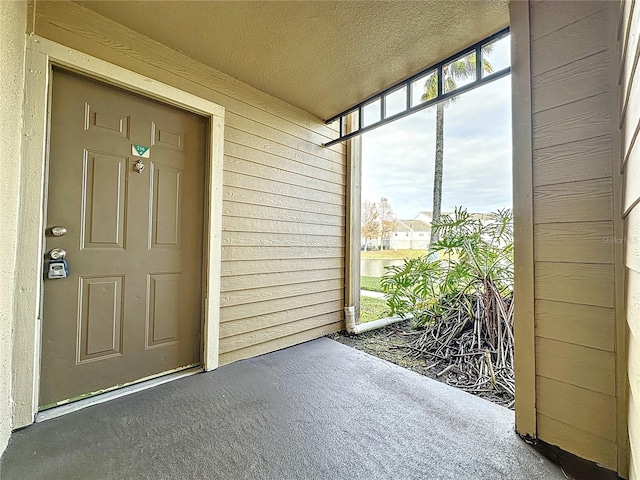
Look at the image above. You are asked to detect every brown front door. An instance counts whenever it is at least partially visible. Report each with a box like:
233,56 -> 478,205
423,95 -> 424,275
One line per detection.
40,69 -> 207,408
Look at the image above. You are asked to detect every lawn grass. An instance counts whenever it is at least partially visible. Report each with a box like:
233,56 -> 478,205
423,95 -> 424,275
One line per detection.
361,249 -> 428,260
360,296 -> 390,323
360,275 -> 383,293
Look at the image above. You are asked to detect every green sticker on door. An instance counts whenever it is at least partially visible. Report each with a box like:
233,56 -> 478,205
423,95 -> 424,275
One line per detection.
132,144 -> 150,158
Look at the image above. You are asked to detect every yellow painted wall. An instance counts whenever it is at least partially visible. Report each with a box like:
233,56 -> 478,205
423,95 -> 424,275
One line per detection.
621,0 -> 640,476
0,0 -> 28,453
527,0 -> 626,472
31,1 -> 346,366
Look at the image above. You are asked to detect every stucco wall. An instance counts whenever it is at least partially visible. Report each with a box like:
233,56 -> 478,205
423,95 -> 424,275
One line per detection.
0,0 -> 27,454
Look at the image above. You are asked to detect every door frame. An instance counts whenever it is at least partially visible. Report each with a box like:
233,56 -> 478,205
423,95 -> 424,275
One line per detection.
13,35 -> 225,428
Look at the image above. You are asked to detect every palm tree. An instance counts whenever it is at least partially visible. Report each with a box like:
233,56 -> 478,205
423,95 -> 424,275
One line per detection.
422,51 -> 493,245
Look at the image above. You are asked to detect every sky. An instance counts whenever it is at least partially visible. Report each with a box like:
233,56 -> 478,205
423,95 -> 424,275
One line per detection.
361,36 -> 512,221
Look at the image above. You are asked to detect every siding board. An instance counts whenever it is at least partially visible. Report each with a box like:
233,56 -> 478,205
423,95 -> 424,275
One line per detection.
222,231 -> 343,248
535,299 -> 615,352
536,338 -> 616,395
537,414 -> 617,469
533,178 -> 613,224
626,270 -> 640,342
630,330 -> 640,401
530,1 -> 607,41
626,207 -> 640,272
221,290 -> 344,322
224,185 -> 344,217
622,70 -> 640,170
532,51 -> 610,113
220,300 -> 344,337
224,141 -> 345,185
537,376 -> 616,441
225,127 -> 345,176
218,322 -> 342,366
221,268 -> 343,293
222,216 -> 343,236
535,262 -> 614,308
629,388 -> 640,480
533,136 -> 611,187
219,313 -> 342,354
222,202 -> 344,226
619,0 -> 634,83
531,10 -> 609,75
221,246 -> 344,262
224,156 -> 345,196
220,279 -> 344,308
532,93 -> 612,149
221,258 -> 344,277
226,111 -> 344,165
620,1 -> 640,108
624,130 -> 640,214
533,222 -> 613,264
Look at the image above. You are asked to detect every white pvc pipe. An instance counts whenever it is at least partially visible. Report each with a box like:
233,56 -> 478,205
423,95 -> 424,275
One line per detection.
344,306 -> 412,334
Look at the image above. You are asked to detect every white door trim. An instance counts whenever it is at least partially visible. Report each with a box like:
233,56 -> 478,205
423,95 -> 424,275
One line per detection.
13,35 -> 224,429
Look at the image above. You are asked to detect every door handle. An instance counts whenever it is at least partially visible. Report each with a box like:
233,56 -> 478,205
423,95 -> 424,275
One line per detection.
49,248 -> 66,260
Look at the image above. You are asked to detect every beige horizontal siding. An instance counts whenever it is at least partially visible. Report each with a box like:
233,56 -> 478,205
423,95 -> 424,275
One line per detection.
220,290 -> 344,323
220,300 -> 344,338
533,178 -> 613,224
218,322 -> 342,365
533,222 -> 614,264
536,337 -> 616,395
629,387 -> 640,480
221,268 -> 343,292
222,217 -> 344,237
33,1 -> 345,365
223,202 -> 344,227
535,300 -> 615,352
536,376 -> 616,441
530,1 -> 621,471
532,135 -> 611,187
535,262 -> 614,308
530,8 -> 610,74
531,50 -> 610,114
221,258 -> 344,277
625,1 -> 640,477
536,414 -> 618,471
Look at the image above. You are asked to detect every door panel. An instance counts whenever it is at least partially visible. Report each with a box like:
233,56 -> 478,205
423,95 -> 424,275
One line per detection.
82,151 -> 128,249
40,69 -> 207,407
78,275 -> 124,362
147,273 -> 181,348
151,164 -> 182,248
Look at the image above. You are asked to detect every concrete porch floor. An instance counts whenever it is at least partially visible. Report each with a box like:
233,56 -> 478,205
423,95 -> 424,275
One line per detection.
1,338 -> 564,480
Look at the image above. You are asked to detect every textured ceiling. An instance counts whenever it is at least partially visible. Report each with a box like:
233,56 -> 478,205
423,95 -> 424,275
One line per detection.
76,1 -> 509,120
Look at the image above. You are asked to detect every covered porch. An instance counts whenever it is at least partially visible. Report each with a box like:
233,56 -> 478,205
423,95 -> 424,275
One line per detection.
1,0 -> 637,478
1,338 -> 563,480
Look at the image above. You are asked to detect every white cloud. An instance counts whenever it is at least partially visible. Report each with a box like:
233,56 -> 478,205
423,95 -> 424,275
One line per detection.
362,75 -> 512,219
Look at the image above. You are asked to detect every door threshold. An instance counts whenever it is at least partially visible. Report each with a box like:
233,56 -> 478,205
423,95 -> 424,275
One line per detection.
36,366 -> 203,423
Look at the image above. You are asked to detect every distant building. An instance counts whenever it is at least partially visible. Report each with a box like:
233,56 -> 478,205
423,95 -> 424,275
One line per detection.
389,219 -> 431,250
388,211 -> 491,250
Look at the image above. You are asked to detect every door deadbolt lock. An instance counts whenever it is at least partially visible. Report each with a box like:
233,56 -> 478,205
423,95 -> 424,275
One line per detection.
50,226 -> 67,237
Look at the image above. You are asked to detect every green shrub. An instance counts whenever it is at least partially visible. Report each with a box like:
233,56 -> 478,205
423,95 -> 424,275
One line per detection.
380,207 -> 513,326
